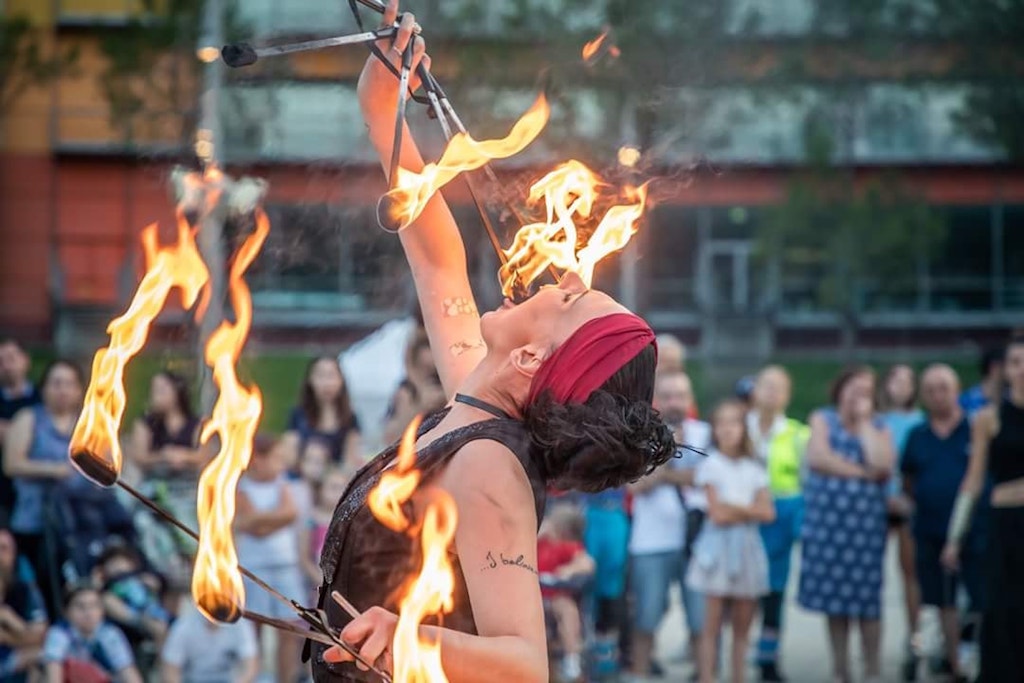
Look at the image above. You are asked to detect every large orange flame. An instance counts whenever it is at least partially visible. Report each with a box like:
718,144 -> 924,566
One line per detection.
366,418 -> 457,683
191,209 -> 269,623
382,93 -> 550,231
69,216 -> 209,486
499,161 -> 649,297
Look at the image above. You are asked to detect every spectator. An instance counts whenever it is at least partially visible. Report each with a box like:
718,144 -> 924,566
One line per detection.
538,505 -> 594,682
655,334 -> 686,376
901,364 -> 975,682
734,375 -> 756,409
579,484 -> 630,673
42,584 -> 142,683
0,339 -> 39,527
159,600 -> 259,683
382,332 -> 446,445
654,334 -> 697,419
943,335 -> 1024,681
283,357 -> 362,471
959,346 -> 1005,418
627,371 -> 709,680
0,530 -> 43,616
2,360 -> 83,619
747,366 -> 808,682
299,466 -> 350,600
92,545 -> 171,648
687,399 -> 774,683
878,364 -> 924,679
0,532 -> 47,683
799,367 -> 894,683
235,434 -> 303,683
126,371 -> 206,532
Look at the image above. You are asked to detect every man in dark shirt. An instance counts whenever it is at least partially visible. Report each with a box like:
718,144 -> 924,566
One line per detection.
902,364 -> 976,682
0,340 -> 40,527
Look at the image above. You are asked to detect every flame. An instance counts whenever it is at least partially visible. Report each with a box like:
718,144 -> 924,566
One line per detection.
366,418 -> 458,683
191,209 -> 269,623
367,415 -> 422,533
499,161 -> 649,297
582,30 -> 608,62
69,216 -> 209,485
383,93 -> 550,231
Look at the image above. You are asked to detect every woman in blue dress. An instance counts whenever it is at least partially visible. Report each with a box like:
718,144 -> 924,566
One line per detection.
799,367 -> 895,683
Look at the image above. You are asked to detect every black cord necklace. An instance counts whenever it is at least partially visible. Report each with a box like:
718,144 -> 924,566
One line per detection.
453,393 -> 514,420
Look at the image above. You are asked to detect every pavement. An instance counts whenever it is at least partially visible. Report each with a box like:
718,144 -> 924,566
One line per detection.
654,536 -> 959,682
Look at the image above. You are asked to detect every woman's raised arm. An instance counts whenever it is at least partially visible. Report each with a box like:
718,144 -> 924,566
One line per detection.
357,4 -> 485,397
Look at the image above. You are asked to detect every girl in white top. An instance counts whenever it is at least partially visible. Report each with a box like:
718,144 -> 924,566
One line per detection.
235,434 -> 304,683
687,399 -> 776,683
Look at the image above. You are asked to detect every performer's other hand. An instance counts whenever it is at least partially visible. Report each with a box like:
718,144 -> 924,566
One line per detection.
358,0 -> 429,119
324,605 -> 396,673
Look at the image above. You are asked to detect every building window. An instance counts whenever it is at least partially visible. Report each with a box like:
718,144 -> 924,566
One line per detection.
644,206 -> 699,312
928,205 -> 993,312
1003,205 -> 1024,310
249,204 -> 407,314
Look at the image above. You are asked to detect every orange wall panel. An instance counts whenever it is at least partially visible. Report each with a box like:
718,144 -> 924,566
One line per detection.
0,153 -> 54,334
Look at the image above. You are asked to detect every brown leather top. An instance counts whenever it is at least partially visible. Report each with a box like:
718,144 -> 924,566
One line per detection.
308,409 -> 547,682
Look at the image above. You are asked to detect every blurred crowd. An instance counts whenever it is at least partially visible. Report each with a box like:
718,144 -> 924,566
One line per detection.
0,325 -> 1018,682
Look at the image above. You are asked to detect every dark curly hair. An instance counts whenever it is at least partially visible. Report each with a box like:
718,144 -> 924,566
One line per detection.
524,344 -> 676,493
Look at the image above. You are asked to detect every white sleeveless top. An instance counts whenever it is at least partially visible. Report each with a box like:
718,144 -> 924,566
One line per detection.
235,475 -> 299,569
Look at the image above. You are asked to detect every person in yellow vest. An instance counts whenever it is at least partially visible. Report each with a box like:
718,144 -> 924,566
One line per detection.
746,366 -> 809,682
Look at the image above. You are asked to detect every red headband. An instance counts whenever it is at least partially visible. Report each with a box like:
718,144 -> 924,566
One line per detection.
527,313 -> 657,406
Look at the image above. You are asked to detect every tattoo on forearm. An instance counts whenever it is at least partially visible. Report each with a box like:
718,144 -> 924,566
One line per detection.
480,551 -> 537,575
449,339 -> 485,357
442,297 -> 477,318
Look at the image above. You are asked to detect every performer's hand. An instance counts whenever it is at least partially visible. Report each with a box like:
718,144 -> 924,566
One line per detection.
324,605 -> 397,673
357,0 -> 429,119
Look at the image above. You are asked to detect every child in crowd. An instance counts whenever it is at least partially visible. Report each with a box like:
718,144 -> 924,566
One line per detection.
538,505 -> 595,683
93,545 -> 171,648
160,598 -> 259,683
235,434 -> 303,683
299,466 -> 351,598
42,584 -> 142,683
0,569 -> 47,683
687,400 -> 775,683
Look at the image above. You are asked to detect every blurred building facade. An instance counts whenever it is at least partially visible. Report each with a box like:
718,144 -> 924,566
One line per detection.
1,0 -> 1022,358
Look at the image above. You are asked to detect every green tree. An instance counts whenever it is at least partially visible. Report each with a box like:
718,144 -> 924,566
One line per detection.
96,0 -> 247,152
0,15 -> 77,116
759,121 -> 947,350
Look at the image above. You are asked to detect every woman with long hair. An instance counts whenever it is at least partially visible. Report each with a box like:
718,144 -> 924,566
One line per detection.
2,359 -> 84,617
305,5 -> 676,681
799,367 -> 895,683
284,357 -> 363,471
127,370 -> 206,531
877,363 -> 924,678
943,335 -> 1024,681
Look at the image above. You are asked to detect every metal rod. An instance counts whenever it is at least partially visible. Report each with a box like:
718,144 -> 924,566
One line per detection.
222,28 -> 395,68
332,590 -> 362,619
115,479 -> 391,680
115,480 -> 285,607
243,609 -> 391,682
388,39 -> 415,190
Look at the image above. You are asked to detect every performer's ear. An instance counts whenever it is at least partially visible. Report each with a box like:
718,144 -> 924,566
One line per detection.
510,344 -> 549,380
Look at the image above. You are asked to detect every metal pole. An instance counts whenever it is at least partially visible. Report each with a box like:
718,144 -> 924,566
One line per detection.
196,0 -> 225,416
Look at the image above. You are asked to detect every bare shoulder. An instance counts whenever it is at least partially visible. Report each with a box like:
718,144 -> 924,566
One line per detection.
8,406 -> 36,433
440,439 -> 536,521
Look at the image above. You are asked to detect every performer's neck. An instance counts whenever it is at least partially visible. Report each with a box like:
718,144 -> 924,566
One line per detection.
455,357 -> 524,421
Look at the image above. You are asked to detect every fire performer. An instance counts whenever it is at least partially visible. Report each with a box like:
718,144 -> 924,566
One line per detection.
307,2 -> 676,681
